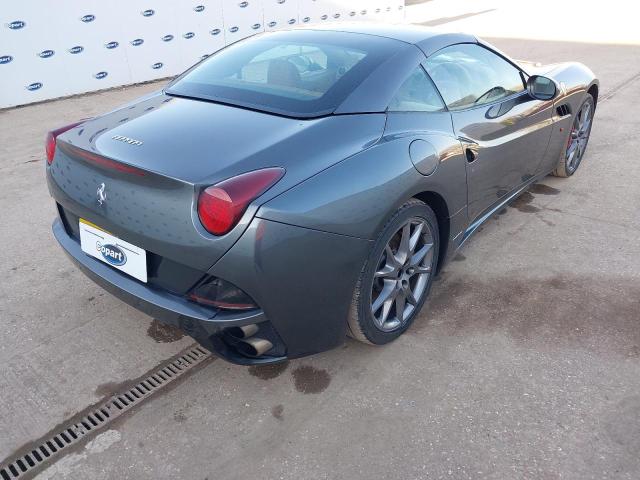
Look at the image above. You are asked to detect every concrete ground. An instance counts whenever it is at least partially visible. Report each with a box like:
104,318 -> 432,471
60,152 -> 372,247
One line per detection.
1,1 -> 639,479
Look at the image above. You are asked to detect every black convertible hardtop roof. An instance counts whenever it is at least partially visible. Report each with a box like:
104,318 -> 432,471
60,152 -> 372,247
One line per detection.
297,22 -> 478,56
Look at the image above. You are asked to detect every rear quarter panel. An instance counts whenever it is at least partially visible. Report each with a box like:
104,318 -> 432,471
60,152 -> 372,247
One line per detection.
258,112 -> 468,242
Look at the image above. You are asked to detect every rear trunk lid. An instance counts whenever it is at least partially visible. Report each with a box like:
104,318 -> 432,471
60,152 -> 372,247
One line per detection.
48,92 -> 385,273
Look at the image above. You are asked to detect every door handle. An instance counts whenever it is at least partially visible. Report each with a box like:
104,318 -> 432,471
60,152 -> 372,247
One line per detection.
465,147 -> 477,163
457,136 -> 479,163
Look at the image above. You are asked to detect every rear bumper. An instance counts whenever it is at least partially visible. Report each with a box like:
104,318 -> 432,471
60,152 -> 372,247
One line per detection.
52,218 -> 276,364
53,215 -> 373,363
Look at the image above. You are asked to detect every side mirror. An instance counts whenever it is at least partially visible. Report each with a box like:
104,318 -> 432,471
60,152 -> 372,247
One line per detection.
527,75 -> 557,101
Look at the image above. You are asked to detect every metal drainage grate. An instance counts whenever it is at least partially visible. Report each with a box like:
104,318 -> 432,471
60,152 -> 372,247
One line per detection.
0,345 -> 211,480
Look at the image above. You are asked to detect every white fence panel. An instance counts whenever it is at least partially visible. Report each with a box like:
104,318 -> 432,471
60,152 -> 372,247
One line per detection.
0,0 -> 405,108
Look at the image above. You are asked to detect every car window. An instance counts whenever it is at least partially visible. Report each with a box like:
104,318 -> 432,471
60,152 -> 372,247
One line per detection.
388,66 -> 445,112
236,44 -> 365,100
166,31 -> 401,117
425,44 -> 525,110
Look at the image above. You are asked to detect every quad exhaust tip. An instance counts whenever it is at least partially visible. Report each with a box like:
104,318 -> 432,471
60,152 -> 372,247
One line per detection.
226,324 -> 259,340
236,337 -> 274,358
224,324 -> 274,358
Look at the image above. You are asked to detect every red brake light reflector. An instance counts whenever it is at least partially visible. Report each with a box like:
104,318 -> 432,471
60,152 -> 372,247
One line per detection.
198,168 -> 285,236
56,141 -> 146,176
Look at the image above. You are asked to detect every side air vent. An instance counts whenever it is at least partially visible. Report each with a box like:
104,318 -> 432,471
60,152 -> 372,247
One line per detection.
556,104 -> 571,117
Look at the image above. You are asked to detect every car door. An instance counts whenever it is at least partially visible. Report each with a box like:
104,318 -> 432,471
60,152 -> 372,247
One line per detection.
424,43 -> 554,222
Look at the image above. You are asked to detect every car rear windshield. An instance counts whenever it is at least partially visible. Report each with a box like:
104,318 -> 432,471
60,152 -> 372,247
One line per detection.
166,30 -> 401,118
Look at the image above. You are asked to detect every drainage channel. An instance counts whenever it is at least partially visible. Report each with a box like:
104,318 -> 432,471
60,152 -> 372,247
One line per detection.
0,345 -> 212,480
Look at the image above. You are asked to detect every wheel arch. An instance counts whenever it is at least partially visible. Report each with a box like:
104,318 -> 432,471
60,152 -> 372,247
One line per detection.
412,191 -> 450,273
588,83 -> 599,108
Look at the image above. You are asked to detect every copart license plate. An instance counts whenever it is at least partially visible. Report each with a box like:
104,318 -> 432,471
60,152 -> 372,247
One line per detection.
79,219 -> 147,282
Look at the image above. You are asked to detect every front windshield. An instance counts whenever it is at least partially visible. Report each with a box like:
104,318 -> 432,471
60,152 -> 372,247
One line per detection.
166,30 -> 401,117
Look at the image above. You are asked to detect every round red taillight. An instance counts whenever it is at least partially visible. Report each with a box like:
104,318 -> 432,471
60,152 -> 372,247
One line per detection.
198,187 -> 235,235
197,168 -> 285,236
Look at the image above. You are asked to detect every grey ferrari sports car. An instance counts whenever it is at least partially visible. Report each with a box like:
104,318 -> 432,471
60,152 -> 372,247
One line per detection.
46,24 -> 598,364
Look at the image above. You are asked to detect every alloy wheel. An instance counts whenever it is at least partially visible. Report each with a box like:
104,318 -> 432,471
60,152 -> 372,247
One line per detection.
370,217 -> 435,332
566,100 -> 593,173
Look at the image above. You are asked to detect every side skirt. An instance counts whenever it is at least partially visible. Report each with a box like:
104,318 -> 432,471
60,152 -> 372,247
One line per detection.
458,170 -> 553,249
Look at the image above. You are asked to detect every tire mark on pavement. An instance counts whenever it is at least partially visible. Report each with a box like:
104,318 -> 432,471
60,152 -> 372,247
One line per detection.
601,70 -> 640,103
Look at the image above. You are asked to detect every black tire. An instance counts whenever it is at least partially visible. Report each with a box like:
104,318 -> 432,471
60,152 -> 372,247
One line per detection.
552,94 -> 595,177
348,199 -> 439,345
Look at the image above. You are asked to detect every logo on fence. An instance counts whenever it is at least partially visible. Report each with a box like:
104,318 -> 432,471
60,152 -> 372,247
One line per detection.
131,39 -> 144,46
38,50 -> 55,58
183,32 -> 195,39
162,34 -> 174,42
7,20 -> 26,29
239,1 -> 249,7
0,55 -> 13,64
210,29 -> 221,36
152,62 -> 164,69
81,15 -> 95,23
229,26 -> 239,33
69,46 -> 84,54
94,71 -> 108,79
252,23 -> 261,29
142,9 -> 155,17
27,82 -> 43,91
194,5 -> 205,12
105,41 -> 119,49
